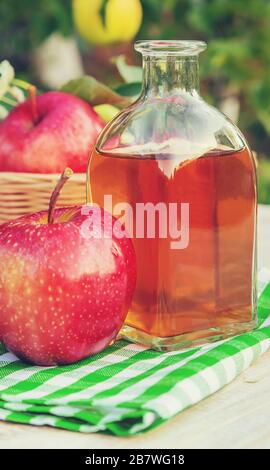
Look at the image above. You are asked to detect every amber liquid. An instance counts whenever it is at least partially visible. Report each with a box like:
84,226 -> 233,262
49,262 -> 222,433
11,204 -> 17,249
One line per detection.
90,146 -> 257,339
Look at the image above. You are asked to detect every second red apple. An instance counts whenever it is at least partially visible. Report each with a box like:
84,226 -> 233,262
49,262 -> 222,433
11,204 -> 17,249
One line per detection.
0,91 -> 105,173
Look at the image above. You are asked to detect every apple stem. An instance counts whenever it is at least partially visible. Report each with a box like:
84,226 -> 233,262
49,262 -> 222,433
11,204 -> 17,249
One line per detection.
28,85 -> 39,124
48,168 -> 74,224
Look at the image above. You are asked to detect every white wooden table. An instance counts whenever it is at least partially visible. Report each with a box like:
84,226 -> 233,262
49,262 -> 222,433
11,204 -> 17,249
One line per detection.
0,205 -> 270,449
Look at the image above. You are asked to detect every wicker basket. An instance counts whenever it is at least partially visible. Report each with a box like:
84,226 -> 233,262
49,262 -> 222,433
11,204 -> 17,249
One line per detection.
0,172 -> 86,224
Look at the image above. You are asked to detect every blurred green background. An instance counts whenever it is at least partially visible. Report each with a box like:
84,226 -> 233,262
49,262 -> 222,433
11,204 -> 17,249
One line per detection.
0,0 -> 270,202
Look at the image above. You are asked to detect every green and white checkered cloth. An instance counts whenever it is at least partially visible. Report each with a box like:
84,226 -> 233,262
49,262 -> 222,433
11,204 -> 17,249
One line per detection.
0,270 -> 270,436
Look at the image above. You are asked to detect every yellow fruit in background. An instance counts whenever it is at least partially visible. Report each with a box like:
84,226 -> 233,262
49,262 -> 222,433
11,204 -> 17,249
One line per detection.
72,0 -> 143,45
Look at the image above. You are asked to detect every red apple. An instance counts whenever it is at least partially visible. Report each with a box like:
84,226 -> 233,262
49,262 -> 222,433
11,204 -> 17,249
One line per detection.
0,170 -> 136,365
0,91 -> 105,173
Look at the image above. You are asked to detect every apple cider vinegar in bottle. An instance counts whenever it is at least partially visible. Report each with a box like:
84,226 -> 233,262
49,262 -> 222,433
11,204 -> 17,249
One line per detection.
88,40 -> 257,350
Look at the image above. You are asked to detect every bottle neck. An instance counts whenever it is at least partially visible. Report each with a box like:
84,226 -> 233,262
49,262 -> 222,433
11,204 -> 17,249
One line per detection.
141,55 -> 200,98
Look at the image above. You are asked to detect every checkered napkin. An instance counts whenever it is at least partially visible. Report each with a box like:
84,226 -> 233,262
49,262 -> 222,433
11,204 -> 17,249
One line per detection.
0,270 -> 269,436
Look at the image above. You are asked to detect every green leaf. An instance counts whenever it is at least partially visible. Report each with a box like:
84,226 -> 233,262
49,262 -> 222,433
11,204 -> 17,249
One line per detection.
258,158 -> 270,204
257,110 -> 270,135
114,82 -> 142,97
112,55 -> 143,83
61,76 -> 132,108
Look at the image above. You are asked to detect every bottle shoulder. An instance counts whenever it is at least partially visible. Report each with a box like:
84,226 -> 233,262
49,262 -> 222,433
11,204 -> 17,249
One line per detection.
96,92 -> 247,159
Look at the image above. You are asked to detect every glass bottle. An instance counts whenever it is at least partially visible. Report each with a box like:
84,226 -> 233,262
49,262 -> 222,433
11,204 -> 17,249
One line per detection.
87,40 -> 257,350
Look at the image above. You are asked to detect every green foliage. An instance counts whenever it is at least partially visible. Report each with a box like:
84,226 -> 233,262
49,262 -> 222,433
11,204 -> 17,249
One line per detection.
0,0 -> 73,61
1,0 -> 270,140
258,158 -> 270,205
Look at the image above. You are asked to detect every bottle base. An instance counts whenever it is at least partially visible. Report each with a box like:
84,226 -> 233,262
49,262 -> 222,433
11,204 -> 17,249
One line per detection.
120,318 -> 258,351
